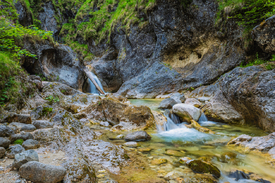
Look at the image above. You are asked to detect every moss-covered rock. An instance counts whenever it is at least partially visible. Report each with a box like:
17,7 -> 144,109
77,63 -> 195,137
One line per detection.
187,160 -> 221,178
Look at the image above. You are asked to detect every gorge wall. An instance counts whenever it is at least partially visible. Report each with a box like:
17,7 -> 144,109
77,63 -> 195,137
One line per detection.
15,0 -> 252,97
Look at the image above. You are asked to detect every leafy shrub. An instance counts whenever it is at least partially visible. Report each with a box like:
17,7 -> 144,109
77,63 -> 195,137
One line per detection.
0,52 -> 24,106
13,139 -> 24,145
0,18 -> 52,59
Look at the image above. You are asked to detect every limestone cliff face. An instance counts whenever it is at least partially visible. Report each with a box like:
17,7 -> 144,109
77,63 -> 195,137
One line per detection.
89,0 -> 245,97
14,0 -> 274,99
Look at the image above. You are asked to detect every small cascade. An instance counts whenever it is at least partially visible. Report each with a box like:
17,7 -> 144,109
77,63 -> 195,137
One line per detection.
156,110 -> 212,142
199,112 -> 208,122
198,112 -> 218,126
87,72 -> 105,94
156,111 -> 179,132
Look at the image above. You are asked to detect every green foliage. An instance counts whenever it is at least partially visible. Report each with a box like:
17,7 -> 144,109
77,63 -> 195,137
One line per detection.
0,18 -> 53,59
217,0 -> 275,30
41,107 -> 53,116
0,52 -> 24,106
45,95 -> 60,104
13,139 -> 24,145
0,0 -> 18,21
240,53 -> 275,70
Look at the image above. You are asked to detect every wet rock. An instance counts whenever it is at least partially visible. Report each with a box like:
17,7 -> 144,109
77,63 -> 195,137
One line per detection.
123,142 -> 139,148
22,139 -> 40,150
20,124 -> 36,132
158,98 -> 177,109
190,120 -> 215,134
228,170 -> 250,181
220,152 -> 237,163
19,161 -> 66,183
172,104 -> 201,122
187,160 -> 221,178
13,150 -> 39,169
252,15 -> 275,53
151,158 -> 167,165
138,147 -> 152,152
125,131 -> 151,142
6,145 -> 25,159
220,66 -> 275,131
165,150 -> 185,157
0,147 -> 5,158
228,133 -> 275,156
11,132 -> 34,143
32,120 -> 53,129
202,91 -> 245,124
0,137 -> 11,148
109,134 -> 124,140
184,98 -> 202,108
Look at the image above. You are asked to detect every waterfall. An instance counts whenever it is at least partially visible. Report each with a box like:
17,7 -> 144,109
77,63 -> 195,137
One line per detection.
87,72 -> 105,94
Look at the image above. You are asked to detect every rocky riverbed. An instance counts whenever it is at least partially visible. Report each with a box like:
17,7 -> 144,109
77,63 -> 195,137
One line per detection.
1,79 -> 275,183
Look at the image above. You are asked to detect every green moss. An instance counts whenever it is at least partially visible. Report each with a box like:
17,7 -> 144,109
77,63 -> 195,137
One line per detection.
13,139 -> 24,145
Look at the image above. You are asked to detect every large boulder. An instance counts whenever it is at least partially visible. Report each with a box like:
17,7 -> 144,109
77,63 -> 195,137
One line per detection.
19,161 -> 66,183
220,66 -> 275,131
172,104 -> 201,122
22,139 -> 40,150
84,96 -> 155,128
202,92 -> 245,124
169,93 -> 186,103
124,131 -> 151,142
228,132 -> 275,156
252,15 -> 275,53
13,150 -> 39,169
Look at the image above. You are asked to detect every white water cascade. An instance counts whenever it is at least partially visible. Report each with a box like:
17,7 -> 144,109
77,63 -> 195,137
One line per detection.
156,111 -> 213,142
87,72 -> 105,94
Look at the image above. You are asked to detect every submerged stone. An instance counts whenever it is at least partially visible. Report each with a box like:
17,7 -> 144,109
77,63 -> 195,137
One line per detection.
151,158 -> 167,165
123,142 -> 139,148
187,160 -> 221,178
165,150 -> 185,157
